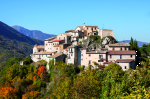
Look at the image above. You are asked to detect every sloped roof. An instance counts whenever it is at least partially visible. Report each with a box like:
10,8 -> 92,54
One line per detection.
116,59 -> 134,63
33,51 -> 57,55
108,50 -> 136,55
85,25 -> 98,27
52,39 -> 65,42
45,36 -> 56,41
48,52 -> 63,58
65,30 -> 75,33
35,45 -> 44,49
108,43 -> 130,47
86,51 -> 107,54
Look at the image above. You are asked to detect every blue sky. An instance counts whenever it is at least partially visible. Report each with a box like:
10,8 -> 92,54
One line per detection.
0,0 -> 150,42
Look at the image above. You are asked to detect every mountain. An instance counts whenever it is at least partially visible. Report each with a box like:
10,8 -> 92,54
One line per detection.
11,25 -> 56,41
118,40 -> 149,47
0,21 -> 44,69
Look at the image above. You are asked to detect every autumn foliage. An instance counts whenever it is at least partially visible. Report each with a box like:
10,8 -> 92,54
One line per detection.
0,86 -> 19,99
38,65 -> 46,76
22,91 -> 40,99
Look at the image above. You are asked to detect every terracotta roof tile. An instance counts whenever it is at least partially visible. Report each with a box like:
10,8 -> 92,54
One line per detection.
34,51 -> 53,55
52,39 -> 65,42
108,50 -> 136,55
48,52 -> 63,58
108,43 -> 130,47
86,51 -> 107,54
116,59 -> 134,63
65,30 -> 75,33
53,45 -> 59,47
85,25 -> 98,27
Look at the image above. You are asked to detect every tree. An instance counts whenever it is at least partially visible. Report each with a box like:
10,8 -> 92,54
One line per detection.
24,56 -> 32,65
130,37 -> 134,50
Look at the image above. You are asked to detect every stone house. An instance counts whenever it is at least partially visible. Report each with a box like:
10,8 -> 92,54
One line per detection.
85,51 -> 107,69
33,45 -> 44,54
67,45 -> 78,66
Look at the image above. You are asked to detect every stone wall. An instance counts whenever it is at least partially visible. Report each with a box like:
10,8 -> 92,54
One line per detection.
102,29 -> 115,39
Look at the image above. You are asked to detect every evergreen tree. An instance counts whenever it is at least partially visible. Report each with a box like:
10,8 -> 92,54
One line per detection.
130,37 -> 133,50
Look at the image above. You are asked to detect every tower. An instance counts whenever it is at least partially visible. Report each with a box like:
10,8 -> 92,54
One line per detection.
83,23 -> 85,29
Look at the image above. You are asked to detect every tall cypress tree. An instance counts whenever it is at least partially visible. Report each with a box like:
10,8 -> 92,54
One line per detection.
130,37 -> 133,50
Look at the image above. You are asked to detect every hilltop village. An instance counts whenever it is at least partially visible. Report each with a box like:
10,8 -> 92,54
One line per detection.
31,23 -> 137,71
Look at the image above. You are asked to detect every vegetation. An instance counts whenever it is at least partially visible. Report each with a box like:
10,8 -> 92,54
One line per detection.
0,21 -> 44,69
0,53 -> 150,99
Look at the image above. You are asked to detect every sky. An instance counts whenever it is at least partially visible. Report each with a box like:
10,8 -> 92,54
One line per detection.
0,0 -> 150,42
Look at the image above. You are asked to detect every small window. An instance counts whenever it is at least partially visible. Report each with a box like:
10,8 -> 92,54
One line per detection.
95,27 -> 96,30
113,47 -> 115,50
125,47 -> 126,50
125,66 -> 126,69
71,54 -> 73,56
99,54 -> 103,58
46,55 -> 47,57
131,55 -> 132,58
120,55 -> 122,59
81,54 -> 83,56
64,37 -> 65,39
42,55 -> 43,57
34,55 -> 35,57
120,48 -> 122,50
89,60 -> 91,64
89,54 -> 91,57
110,55 -> 112,58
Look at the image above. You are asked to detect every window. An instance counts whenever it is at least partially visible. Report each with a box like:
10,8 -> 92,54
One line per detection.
95,27 -> 96,30
120,48 -> 122,50
42,55 -> 43,57
59,37 -> 60,39
125,66 -> 126,69
113,47 -> 115,50
99,54 -> 103,58
89,54 -> 91,57
89,60 -> 91,64
98,60 -> 103,62
64,37 -> 65,39
34,55 -> 35,57
110,55 -> 112,58
81,54 -> 83,56
87,27 -> 88,29
131,55 -> 132,58
125,47 -> 126,50
53,43 -> 54,45
56,48 -> 58,50
120,55 -> 122,59
46,55 -> 47,57
71,54 -> 73,56
39,55 -> 40,58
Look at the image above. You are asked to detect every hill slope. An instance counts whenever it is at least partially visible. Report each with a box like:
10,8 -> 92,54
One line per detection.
0,21 -> 44,68
11,25 -> 55,41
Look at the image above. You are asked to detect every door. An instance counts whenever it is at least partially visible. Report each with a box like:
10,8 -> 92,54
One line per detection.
120,55 -> 122,59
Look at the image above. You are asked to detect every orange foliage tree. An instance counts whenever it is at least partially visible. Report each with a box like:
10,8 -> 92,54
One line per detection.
38,65 -> 46,76
0,86 -> 19,99
22,91 -> 40,99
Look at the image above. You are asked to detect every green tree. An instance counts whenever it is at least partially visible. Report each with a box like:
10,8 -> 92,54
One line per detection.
24,56 -> 32,65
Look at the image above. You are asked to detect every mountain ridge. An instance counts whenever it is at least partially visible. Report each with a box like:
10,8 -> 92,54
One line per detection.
11,25 -> 56,41
118,40 -> 149,47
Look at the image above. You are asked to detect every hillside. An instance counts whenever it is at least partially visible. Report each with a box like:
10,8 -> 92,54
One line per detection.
0,21 -> 44,69
11,25 -> 56,41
